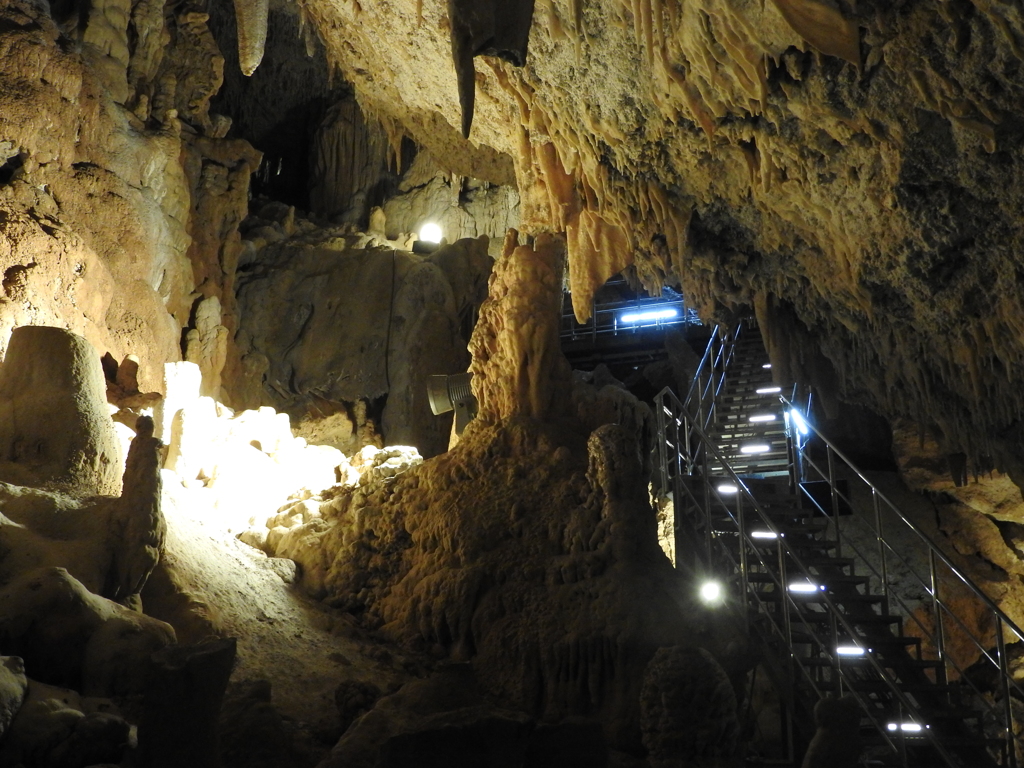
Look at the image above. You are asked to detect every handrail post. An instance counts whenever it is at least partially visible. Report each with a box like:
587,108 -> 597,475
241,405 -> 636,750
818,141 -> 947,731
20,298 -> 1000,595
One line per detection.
831,612 -> 842,696
779,537 -> 792,650
996,616 -> 1018,768
656,394 -> 668,496
873,489 -> 890,616
702,444 -> 712,567
737,491 -> 749,632
928,549 -> 947,687
827,446 -> 842,558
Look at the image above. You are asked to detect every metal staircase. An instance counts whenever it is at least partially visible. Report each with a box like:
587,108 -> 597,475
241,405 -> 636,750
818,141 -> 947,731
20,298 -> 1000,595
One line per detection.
654,321 -> 1023,767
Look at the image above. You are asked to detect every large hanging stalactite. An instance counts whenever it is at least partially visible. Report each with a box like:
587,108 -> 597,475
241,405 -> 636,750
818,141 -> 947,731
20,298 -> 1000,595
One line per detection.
233,0 -> 268,75
447,0 -> 537,137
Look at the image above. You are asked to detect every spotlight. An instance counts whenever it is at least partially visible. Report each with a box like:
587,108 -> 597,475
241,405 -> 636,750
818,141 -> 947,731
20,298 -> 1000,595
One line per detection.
756,386 -> 781,394
716,483 -> 738,494
427,372 -> 477,435
419,222 -> 443,243
700,580 -> 723,604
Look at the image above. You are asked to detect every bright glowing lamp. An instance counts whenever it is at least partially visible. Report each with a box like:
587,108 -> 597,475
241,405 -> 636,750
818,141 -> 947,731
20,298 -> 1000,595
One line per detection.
749,413 -> 776,423
716,483 -> 738,494
756,386 -> 782,394
751,530 -> 778,540
789,409 -> 810,435
788,581 -> 822,593
836,645 -> 866,656
887,722 -> 924,733
700,580 -> 723,604
620,308 -> 678,323
419,222 -> 443,243
740,443 -> 770,454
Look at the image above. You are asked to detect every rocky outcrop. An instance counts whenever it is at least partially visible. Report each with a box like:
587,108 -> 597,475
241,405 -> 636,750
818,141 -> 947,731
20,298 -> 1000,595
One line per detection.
381,152 -> 520,258
800,696 -> 864,768
640,646 -> 739,767
252,233 -> 720,754
0,0 -> 260,397
230,211 -> 493,458
0,326 -> 122,496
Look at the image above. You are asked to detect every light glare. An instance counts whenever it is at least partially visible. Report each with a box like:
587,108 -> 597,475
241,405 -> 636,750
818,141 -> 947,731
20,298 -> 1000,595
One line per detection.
749,413 -> 776,422
788,581 -> 822,593
620,308 -> 679,323
762,363 -> 772,369
700,581 -> 723,603
789,409 -> 810,436
756,386 -> 782,394
887,722 -> 924,733
836,645 -> 866,656
716,483 -> 738,494
751,530 -> 778,540
419,222 -> 443,243
740,443 -> 770,454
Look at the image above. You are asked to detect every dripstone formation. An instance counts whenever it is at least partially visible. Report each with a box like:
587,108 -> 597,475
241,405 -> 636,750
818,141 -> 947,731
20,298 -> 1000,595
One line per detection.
1,0 -> 1024,765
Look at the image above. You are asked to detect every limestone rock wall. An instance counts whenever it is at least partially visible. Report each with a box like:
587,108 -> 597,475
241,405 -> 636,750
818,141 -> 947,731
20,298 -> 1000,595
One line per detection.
0,0 -> 259,395
381,151 -> 521,257
297,0 -> 1024,480
250,229 -> 742,758
228,205 -> 494,458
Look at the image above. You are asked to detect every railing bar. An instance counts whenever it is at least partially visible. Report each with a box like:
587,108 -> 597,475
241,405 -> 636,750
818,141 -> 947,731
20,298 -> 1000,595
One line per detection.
780,394 -> 1024,641
672,403 -> 962,767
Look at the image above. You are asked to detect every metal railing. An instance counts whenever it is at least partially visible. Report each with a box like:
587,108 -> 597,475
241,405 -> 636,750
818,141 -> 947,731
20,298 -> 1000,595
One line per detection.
783,394 -> 1024,767
654,322 -> 741,496
560,293 -> 701,342
654,321 -> 1021,766
657,383 -> 952,763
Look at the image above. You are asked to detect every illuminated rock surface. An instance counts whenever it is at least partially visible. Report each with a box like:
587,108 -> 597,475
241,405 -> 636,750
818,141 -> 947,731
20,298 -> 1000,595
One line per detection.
0,0 -> 1023,764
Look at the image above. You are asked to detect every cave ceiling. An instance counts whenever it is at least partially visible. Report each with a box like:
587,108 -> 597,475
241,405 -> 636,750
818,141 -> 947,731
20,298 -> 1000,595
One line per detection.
254,0 -> 1024,476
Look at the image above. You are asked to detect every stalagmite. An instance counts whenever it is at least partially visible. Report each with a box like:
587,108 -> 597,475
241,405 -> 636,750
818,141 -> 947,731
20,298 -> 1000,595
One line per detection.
233,0 -> 268,76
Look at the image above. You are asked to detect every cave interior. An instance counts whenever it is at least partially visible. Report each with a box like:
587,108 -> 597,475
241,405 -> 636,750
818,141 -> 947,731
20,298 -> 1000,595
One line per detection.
0,0 -> 1022,766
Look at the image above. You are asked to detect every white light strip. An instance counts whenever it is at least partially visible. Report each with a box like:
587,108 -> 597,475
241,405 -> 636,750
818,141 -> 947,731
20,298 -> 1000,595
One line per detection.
716,483 -> 738,495
756,386 -> 782,394
620,308 -> 679,323
887,722 -> 925,733
751,530 -> 778,540
749,413 -> 776,422
740,444 -> 770,454
836,645 -> 866,656
788,581 -> 822,593
762,363 -> 772,369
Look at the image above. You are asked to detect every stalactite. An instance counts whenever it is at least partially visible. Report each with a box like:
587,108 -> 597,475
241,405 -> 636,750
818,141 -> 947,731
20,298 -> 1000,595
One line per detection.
233,0 -> 268,76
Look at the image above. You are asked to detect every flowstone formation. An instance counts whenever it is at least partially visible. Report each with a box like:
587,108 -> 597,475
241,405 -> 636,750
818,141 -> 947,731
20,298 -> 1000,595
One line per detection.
254,231 -> 747,761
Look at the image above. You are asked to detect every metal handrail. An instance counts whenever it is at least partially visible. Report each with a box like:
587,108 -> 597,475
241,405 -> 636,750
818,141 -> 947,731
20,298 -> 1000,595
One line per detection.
783,394 -> 1024,765
654,320 -> 1021,766
657,384 -> 958,764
